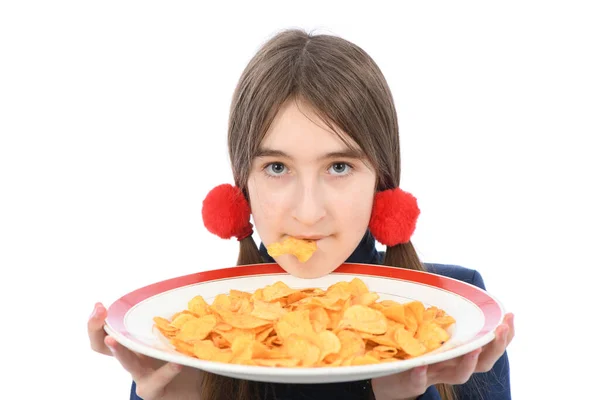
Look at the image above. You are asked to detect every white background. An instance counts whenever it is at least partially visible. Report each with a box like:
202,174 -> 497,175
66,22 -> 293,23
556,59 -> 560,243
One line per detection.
1,1 -> 599,399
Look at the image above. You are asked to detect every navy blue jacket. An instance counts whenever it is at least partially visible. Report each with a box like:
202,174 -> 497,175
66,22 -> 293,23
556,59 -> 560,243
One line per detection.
130,231 -> 511,399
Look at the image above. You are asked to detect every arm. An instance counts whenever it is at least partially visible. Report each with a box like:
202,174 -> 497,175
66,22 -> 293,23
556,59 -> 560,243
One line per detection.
373,269 -> 514,400
452,271 -> 512,400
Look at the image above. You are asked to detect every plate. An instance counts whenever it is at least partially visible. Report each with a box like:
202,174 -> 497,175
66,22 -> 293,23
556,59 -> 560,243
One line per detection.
104,262 -> 504,384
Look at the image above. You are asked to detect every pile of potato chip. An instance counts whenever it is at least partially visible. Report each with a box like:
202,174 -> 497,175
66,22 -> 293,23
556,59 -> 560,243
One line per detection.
153,278 -> 455,367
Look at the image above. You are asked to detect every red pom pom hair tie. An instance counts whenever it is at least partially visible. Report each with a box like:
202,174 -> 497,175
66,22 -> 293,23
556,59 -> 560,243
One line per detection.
368,188 -> 420,246
201,184 -> 253,241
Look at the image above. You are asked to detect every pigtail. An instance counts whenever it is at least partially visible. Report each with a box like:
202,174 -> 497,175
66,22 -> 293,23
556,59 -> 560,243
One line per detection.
437,384 -> 457,400
198,373 -> 261,400
237,235 -> 264,265
383,241 -> 456,400
382,241 -> 426,272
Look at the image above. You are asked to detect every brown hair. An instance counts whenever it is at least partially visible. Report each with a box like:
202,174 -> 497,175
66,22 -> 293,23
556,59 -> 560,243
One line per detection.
199,28 -> 455,400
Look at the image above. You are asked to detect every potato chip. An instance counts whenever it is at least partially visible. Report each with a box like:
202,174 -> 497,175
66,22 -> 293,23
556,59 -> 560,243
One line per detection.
260,281 -> 298,302
193,340 -> 232,362
326,308 -> 344,331
416,320 -> 450,351
153,316 -> 177,332
171,310 -> 199,320
265,335 -> 283,347
372,301 -> 407,325
360,324 -> 399,348
393,325 -> 427,357
283,291 -> 308,306
153,277 -> 455,368
282,335 -> 321,367
171,313 -> 197,329
211,294 -> 233,312
210,332 -> 229,348
171,338 -> 195,356
231,336 -> 254,361
219,310 -> 272,330
339,305 -> 388,334
348,278 -> 369,296
251,288 -> 264,302
256,326 -> 274,343
212,350 -> 234,364
251,299 -> 287,321
231,297 -> 253,314
253,358 -> 300,367
266,237 -> 317,263
188,295 -> 210,317
350,354 -> 380,366
370,345 -> 397,359
215,322 -> 232,331
215,327 -> 255,345
298,295 -> 346,311
352,292 -> 379,306
309,307 -> 331,333
316,330 -> 341,361
275,310 -> 315,341
230,289 -> 251,299
405,301 -> 425,325
301,287 -> 326,296
176,314 -> 217,343
327,330 -> 365,362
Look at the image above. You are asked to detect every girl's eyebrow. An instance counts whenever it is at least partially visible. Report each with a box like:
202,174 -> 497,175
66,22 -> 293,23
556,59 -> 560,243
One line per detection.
255,147 -> 366,161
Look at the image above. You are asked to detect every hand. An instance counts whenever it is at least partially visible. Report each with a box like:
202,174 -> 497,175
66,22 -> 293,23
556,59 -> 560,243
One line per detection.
87,302 -> 111,355
105,336 -> 201,400
88,302 -> 201,399
372,313 -> 515,400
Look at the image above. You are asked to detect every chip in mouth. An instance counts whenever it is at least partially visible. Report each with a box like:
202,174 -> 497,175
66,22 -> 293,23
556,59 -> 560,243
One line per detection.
266,236 -> 318,262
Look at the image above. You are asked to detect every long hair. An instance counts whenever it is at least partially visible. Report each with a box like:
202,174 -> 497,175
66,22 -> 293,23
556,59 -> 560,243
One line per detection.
200,28 -> 455,400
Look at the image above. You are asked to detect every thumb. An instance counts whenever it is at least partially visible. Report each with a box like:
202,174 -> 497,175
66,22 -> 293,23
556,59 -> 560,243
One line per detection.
135,362 -> 183,399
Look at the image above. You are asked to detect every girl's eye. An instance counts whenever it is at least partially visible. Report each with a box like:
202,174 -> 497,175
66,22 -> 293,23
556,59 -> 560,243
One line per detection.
328,162 -> 353,176
264,162 -> 288,177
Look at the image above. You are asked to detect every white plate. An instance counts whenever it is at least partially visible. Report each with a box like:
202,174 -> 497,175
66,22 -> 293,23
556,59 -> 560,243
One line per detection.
105,263 -> 504,383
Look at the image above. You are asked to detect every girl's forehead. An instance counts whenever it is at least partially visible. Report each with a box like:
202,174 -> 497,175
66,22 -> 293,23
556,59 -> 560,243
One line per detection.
259,99 -> 362,156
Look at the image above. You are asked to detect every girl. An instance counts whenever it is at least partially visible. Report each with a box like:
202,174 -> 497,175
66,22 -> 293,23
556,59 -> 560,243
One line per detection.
88,29 -> 515,400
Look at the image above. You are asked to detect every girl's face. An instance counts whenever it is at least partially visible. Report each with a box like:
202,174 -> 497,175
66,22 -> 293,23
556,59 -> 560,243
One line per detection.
248,99 -> 377,278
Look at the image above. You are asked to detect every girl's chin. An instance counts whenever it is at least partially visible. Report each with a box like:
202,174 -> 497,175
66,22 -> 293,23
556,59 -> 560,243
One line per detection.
275,254 -> 339,279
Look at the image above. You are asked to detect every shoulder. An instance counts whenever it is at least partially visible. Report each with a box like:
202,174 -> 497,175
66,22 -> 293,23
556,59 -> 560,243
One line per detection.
376,251 -> 487,290
423,262 -> 487,290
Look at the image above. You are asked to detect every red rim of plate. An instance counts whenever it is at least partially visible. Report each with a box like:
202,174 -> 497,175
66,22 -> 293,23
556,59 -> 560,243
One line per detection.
106,262 -> 504,344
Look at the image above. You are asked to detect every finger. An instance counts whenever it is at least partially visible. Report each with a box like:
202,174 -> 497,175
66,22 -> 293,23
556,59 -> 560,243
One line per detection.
135,362 -> 183,400
431,348 -> 481,385
475,324 -> 509,373
88,303 -> 111,356
453,348 -> 481,384
506,313 -> 515,344
105,336 -> 149,382
410,365 -> 428,390
371,365 -> 429,400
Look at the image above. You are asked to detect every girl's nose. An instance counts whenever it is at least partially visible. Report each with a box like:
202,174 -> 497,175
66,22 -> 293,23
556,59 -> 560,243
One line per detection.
291,183 -> 326,226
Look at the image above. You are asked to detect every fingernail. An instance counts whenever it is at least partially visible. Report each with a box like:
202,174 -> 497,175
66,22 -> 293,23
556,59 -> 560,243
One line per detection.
89,304 -> 99,319
105,337 -> 116,353
171,363 -> 183,371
